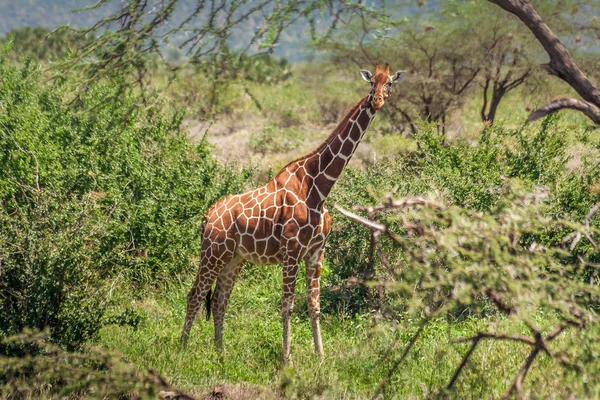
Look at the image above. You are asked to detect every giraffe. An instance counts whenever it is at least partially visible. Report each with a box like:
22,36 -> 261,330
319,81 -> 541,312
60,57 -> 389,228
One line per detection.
181,63 -> 405,363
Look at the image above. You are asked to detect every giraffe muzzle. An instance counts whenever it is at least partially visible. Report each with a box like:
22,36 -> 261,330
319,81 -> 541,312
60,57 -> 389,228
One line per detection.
373,95 -> 384,109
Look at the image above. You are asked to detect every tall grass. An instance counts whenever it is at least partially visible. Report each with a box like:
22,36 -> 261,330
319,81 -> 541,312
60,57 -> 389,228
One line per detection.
97,266 -> 590,399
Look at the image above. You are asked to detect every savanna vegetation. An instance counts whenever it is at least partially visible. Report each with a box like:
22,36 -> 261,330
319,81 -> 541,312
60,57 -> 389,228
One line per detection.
1,0 -> 600,399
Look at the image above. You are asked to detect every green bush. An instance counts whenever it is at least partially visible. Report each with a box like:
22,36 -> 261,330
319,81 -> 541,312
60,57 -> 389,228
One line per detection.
250,123 -> 303,155
0,330 -> 185,399
0,27 -> 92,64
0,193 -> 110,351
337,189 -> 600,398
415,125 -> 505,211
326,119 -> 599,314
0,51 -> 249,349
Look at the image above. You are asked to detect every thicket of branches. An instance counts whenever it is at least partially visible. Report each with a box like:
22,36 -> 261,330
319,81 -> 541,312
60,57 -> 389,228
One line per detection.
336,189 -> 600,398
0,330 -> 194,399
4,0 -> 599,125
321,117 -> 600,395
53,0 -> 382,101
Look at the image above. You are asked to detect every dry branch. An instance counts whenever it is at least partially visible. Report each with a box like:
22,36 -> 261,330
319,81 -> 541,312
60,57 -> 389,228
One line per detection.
370,323 -> 427,400
334,204 -> 387,233
353,195 -> 443,214
528,98 -> 600,124
501,345 -> 541,400
446,336 -> 481,390
334,197 -> 441,244
453,332 -> 536,346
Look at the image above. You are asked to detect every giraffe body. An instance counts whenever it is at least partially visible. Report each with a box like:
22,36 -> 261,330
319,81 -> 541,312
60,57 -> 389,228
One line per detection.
181,63 -> 405,363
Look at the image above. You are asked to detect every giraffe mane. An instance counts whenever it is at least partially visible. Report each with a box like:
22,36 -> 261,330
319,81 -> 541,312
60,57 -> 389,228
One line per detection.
276,96 -> 368,173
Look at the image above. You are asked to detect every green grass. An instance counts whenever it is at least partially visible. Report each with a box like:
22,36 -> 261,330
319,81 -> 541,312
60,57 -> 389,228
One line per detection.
95,265 -> 583,399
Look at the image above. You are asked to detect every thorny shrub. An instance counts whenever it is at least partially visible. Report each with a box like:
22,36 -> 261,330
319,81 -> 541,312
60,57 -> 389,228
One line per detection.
326,118 -> 600,314
0,330 -> 191,399
337,189 -> 600,398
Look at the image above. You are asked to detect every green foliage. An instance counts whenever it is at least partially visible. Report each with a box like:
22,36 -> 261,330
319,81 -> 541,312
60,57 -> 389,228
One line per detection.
0,54 -> 249,349
336,188 -> 600,397
327,118 -> 598,314
48,0 -> 379,105
0,330 -> 182,399
1,3 -> 599,395
250,124 -> 303,155
503,116 -> 569,183
194,53 -> 292,85
415,125 -> 505,211
0,193 -> 109,351
95,267 -> 600,399
170,53 -> 294,117
326,160 -> 420,314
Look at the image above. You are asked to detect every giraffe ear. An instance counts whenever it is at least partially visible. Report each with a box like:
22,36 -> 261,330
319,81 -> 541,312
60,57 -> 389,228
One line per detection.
391,70 -> 406,84
360,70 -> 373,82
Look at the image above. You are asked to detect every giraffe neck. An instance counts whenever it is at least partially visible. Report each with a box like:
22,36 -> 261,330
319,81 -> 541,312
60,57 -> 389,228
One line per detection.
304,95 -> 376,203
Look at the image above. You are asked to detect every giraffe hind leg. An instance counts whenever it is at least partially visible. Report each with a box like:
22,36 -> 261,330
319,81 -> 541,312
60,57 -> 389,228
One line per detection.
281,254 -> 301,365
211,257 -> 243,351
181,253 -> 233,348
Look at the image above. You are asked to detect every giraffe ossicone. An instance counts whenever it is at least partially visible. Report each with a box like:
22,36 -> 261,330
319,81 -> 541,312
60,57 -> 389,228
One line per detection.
181,63 -> 406,363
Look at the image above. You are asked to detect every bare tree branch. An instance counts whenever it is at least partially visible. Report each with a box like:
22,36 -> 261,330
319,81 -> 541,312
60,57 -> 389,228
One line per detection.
334,204 -> 387,233
500,345 -> 541,400
528,98 -> 600,125
454,332 -> 535,346
447,335 -> 481,390
339,192 -> 599,399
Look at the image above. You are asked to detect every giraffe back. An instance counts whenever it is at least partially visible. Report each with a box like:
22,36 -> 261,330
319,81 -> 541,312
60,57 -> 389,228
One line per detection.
201,172 -> 331,266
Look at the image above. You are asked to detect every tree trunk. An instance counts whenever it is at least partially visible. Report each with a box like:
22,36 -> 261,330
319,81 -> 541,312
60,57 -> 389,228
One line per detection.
486,87 -> 505,124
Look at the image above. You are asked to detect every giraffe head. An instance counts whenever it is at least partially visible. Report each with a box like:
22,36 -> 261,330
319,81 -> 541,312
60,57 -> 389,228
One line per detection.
360,63 -> 406,110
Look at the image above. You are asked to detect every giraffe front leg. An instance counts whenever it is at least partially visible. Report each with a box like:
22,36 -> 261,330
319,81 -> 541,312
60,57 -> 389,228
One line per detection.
305,249 -> 324,359
282,256 -> 300,365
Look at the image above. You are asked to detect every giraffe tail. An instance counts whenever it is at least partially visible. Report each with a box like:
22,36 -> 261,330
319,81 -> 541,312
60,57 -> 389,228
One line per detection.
205,286 -> 212,321
199,213 -> 212,321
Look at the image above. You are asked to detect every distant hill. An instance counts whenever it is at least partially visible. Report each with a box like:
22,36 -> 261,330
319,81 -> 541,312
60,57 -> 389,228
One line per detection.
0,1 -> 118,34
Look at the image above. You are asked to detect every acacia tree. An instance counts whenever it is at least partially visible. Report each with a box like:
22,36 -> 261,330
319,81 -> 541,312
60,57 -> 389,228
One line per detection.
472,15 -> 534,124
479,30 -> 531,124
390,25 -> 483,135
486,0 -> 600,125
434,1 -> 535,126
321,15 -> 486,136
58,0 -> 381,94
320,1 -> 542,133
